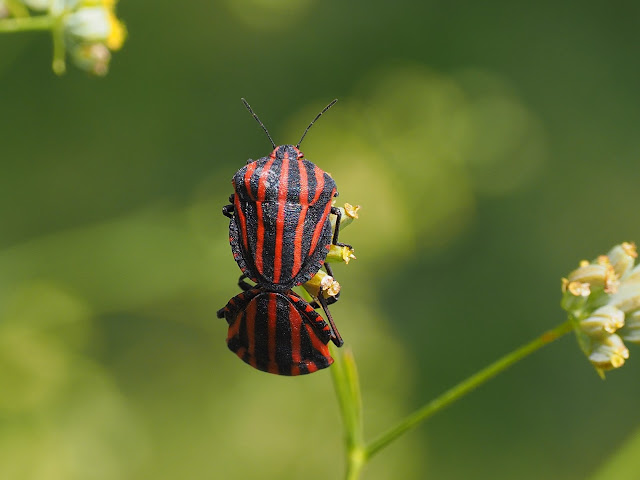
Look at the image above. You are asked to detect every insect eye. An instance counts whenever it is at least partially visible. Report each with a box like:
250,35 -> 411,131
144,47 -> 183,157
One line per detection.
297,150 -> 304,159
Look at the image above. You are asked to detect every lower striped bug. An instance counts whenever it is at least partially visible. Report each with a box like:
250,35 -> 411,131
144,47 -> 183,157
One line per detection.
217,278 -> 339,375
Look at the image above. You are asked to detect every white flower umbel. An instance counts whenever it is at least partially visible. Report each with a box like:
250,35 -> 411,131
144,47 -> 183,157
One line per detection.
561,242 -> 640,376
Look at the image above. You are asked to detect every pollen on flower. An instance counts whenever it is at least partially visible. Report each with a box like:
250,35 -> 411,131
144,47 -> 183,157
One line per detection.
566,280 -> 591,297
604,266 -> 620,294
320,275 -> 341,297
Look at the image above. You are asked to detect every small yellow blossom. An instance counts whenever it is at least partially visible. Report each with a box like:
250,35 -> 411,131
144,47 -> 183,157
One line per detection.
330,203 -> 361,232
344,203 -> 360,219
327,244 -> 357,264
303,270 -> 340,299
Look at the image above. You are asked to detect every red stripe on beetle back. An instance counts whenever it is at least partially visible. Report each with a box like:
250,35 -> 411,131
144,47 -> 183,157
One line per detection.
272,153 -> 289,283
311,165 -> 325,204
267,294 -> 278,374
256,158 -> 275,202
243,162 -> 257,201
298,158 -> 310,205
254,158 -> 275,275
234,193 -> 249,251
308,195 -> 333,255
306,322 -> 330,364
227,312 -> 241,341
254,203 -> 265,274
305,359 -> 319,374
245,298 -> 258,369
289,302 -> 302,376
234,346 -> 247,359
292,159 -> 309,276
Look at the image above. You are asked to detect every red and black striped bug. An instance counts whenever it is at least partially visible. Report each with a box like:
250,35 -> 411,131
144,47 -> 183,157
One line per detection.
217,283 -> 336,375
222,99 -> 350,296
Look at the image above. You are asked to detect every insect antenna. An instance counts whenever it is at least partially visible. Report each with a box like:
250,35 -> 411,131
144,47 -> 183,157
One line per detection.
241,98 -> 276,149
296,99 -> 338,148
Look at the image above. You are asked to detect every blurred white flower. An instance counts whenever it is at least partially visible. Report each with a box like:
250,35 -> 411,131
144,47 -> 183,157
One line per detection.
62,0 -> 126,75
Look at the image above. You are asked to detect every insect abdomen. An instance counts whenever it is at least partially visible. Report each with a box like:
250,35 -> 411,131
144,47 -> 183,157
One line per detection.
224,289 -> 333,375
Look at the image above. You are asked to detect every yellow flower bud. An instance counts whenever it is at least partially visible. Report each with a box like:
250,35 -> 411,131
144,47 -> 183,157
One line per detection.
330,203 -> 360,232
302,270 -> 341,299
344,203 -> 360,219
326,244 -> 357,264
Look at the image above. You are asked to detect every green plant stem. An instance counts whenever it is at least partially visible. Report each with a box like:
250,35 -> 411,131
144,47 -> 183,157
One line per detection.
0,15 -> 53,33
364,318 -> 574,460
51,16 -> 66,75
345,448 -> 366,480
330,346 -> 366,480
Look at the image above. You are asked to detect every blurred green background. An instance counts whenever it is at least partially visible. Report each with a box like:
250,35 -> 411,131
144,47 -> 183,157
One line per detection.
2,1 -> 640,479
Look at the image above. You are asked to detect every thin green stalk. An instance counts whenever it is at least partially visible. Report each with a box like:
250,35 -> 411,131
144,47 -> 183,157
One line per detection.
0,15 -> 53,33
364,318 -> 574,459
330,346 -> 366,480
51,16 -> 66,75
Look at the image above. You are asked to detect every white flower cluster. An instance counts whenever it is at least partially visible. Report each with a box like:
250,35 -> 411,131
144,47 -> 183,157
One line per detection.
562,242 -> 640,375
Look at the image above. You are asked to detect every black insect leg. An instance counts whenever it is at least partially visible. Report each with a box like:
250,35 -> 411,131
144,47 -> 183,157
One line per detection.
330,206 -> 352,249
309,290 -> 340,309
316,293 -> 344,347
237,274 -> 254,291
217,273 -> 254,319
222,194 -> 235,218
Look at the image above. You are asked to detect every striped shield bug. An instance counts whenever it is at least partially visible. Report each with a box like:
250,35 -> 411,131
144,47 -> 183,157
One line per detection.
217,285 -> 335,375
222,99 -> 351,295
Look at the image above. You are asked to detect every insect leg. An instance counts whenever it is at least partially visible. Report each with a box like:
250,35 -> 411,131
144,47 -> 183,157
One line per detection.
330,206 -> 352,249
222,194 -> 235,218
237,274 -> 254,291
222,204 -> 234,218
316,293 -> 344,347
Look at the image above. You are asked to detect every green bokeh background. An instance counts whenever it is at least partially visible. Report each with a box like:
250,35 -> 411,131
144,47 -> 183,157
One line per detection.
2,1 -> 640,479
